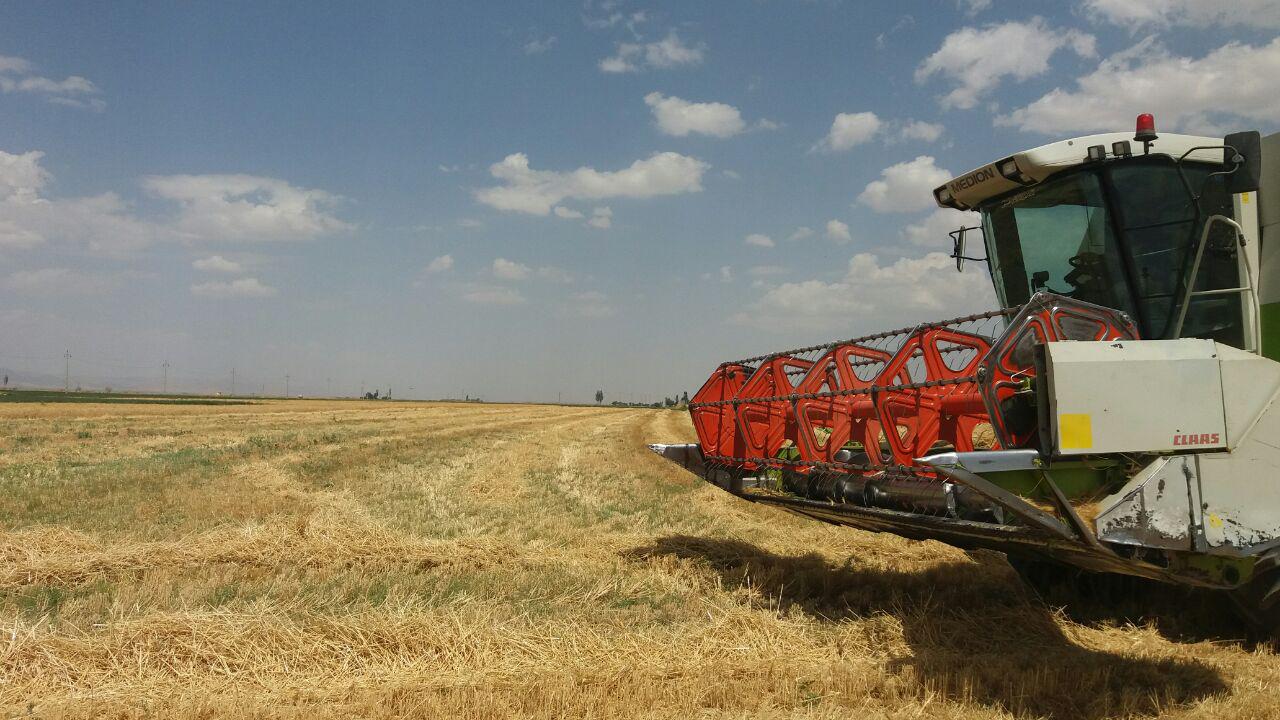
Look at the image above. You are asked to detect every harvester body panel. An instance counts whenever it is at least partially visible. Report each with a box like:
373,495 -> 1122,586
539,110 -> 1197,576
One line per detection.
1044,339 -> 1227,456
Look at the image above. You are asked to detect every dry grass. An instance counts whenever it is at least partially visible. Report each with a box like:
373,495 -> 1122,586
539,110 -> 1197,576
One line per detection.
1,399 -> 1277,719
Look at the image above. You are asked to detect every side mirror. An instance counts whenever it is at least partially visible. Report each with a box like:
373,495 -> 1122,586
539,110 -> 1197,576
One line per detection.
950,226 -> 967,272
1224,130 -> 1262,194
949,224 -> 987,272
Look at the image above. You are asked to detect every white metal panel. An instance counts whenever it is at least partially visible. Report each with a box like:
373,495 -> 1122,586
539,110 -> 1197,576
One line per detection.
1046,339 -> 1226,455
1198,394 -> 1280,551
1095,455 -> 1197,551
1197,346 -> 1280,551
1217,343 -> 1280,449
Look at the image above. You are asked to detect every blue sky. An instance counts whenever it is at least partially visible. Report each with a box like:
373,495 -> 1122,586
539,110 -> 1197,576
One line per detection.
2,1 -> 1278,401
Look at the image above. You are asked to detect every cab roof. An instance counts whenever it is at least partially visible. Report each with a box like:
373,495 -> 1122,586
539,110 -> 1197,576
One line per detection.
934,132 -> 1225,211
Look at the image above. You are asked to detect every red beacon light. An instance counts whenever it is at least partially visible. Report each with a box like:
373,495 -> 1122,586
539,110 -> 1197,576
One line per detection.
1134,113 -> 1158,145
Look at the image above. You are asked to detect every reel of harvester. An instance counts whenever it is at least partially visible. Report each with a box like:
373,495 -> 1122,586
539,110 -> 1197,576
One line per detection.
688,293 -> 1135,514
654,292 -> 1164,574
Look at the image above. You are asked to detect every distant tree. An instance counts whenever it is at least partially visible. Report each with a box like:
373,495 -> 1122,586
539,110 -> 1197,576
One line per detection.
595,389 -> 604,404
2,375 -> 7,387
680,391 -> 688,404
663,397 -> 675,407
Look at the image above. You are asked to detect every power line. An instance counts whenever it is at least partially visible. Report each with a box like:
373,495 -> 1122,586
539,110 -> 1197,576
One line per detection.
162,360 -> 170,394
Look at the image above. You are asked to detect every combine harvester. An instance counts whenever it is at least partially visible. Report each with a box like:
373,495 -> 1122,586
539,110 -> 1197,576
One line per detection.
653,115 -> 1280,636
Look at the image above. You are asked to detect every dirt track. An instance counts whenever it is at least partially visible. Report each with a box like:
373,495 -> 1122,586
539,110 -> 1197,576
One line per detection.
1,400 -> 1278,719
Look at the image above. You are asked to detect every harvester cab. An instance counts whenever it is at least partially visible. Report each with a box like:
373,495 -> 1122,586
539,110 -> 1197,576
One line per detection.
652,115 -> 1280,637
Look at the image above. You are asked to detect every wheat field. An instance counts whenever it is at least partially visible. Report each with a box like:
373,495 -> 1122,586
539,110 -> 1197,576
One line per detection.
1,399 -> 1278,719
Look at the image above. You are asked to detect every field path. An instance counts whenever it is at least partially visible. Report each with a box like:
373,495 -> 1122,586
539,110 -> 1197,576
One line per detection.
0,399 -> 1277,719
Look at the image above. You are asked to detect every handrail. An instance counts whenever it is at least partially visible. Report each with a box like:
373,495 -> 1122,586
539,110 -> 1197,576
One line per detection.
1167,214 -> 1261,353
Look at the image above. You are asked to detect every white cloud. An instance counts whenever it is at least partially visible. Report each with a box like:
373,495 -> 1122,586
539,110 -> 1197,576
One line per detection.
1001,37 -> 1280,136
491,257 -> 570,283
876,15 -> 916,50
916,19 -> 1096,109
722,169 -> 742,180
143,174 -> 350,242
0,55 -> 104,110
0,220 -> 43,249
492,257 -> 531,280
814,112 -> 882,152
0,150 -> 159,253
584,7 -> 648,32
2,267 -> 117,295
0,150 -> 50,202
600,32 -> 704,73
644,92 -> 747,138
474,151 -> 708,216
1080,0 -> 1280,28
744,233 -> 774,248
732,252 -> 995,331
634,31 -> 704,69
554,205 -> 612,229
190,277 -> 277,298
815,115 -> 944,150
902,209 -> 981,248
0,57 -> 31,74
457,218 -> 484,229
720,265 -> 733,282
587,206 -> 613,229
0,149 -> 349,256
570,290 -> 615,317
747,265 -> 787,277
961,0 -> 992,14
825,219 -> 852,244
4,192 -> 160,254
536,265 -> 573,283
425,254 -> 454,273
857,156 -> 951,213
524,35 -> 557,55
462,284 -> 526,305
786,226 -> 814,242
192,255 -> 243,273
899,120 -> 945,142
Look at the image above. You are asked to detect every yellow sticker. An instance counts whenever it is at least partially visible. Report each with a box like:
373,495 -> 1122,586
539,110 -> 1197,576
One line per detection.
1242,193 -> 1251,204
1208,513 -> 1224,529
1059,413 -> 1093,449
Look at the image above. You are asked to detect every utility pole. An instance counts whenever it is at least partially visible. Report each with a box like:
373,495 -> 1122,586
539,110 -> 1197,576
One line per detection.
162,360 -> 169,394
285,374 -> 290,398
63,350 -> 70,392
231,367 -> 236,396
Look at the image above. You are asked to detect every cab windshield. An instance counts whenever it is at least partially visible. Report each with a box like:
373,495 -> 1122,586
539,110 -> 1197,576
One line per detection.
981,159 -> 1242,346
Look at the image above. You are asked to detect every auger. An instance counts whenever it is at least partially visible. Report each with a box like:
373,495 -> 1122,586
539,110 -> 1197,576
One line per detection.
653,116 -> 1280,636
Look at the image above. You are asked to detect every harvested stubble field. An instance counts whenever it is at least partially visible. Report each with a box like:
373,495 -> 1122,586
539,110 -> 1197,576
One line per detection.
2,400 -> 1279,719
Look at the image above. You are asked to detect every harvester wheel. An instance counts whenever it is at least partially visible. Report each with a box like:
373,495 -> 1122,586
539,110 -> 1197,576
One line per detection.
1230,549 -> 1280,643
